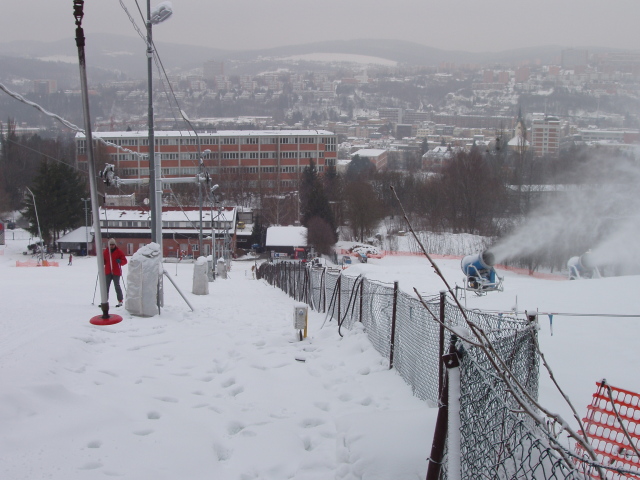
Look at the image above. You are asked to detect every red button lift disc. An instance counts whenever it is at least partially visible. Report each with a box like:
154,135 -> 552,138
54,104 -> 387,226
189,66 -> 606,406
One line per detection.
90,314 -> 123,325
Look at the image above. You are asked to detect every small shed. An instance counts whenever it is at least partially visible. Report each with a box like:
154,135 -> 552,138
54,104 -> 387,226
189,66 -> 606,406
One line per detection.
57,227 -> 94,255
265,226 -> 307,258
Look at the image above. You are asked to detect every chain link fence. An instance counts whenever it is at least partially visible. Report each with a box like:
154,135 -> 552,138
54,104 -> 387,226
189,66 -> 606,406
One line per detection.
256,261 -> 630,480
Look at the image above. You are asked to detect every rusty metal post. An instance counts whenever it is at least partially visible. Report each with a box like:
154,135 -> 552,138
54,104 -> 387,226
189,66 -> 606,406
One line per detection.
337,275 -> 342,323
359,277 -> 364,323
389,281 -> 399,369
426,335 -> 460,480
438,290 -> 446,397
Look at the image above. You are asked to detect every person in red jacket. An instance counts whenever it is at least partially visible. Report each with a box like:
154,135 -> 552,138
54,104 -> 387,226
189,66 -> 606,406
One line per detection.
103,238 -> 128,307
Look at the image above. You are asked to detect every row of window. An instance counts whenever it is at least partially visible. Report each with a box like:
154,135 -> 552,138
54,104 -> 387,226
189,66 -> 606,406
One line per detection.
118,164 -> 329,177
216,165 -> 320,174
98,136 -> 329,147
100,220 -> 233,229
227,179 -> 303,188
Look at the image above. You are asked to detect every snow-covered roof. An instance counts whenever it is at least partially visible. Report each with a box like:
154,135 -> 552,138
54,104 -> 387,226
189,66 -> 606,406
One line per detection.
57,226 -> 93,243
351,149 -> 387,158
76,129 -> 335,139
265,226 -> 307,247
99,206 -> 236,223
507,136 -> 530,146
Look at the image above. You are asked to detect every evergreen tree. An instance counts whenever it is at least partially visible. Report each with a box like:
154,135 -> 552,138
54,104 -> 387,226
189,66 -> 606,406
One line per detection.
22,160 -> 88,244
300,160 -> 337,248
249,213 -> 268,250
345,154 -> 376,182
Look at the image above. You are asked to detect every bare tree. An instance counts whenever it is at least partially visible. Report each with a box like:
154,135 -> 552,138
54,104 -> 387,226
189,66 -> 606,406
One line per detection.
344,180 -> 385,242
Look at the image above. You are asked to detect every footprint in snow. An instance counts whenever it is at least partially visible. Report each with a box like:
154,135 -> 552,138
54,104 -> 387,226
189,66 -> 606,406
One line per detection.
147,411 -> 161,420
133,429 -> 154,436
221,377 -> 236,388
313,401 -> 330,412
213,442 -> 232,461
338,392 -> 353,402
86,440 -> 102,448
300,418 -> 325,429
154,396 -> 178,403
78,461 -> 102,470
227,421 -> 245,436
229,385 -> 244,397
359,396 -> 374,406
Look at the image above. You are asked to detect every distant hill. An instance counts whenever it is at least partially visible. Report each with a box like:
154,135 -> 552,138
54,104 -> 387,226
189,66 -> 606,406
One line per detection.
0,35 -> 636,82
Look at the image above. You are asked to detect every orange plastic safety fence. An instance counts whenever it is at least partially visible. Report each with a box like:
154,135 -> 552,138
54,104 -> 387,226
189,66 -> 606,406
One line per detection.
16,260 -> 59,267
575,381 -> 640,479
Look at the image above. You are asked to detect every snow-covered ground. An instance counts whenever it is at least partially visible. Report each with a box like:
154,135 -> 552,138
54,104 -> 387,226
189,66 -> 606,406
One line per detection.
1,231 -> 639,479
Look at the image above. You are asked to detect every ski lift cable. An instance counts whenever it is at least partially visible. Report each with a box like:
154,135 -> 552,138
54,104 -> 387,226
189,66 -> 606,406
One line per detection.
150,40 -> 204,157
476,308 -> 640,319
166,186 -> 203,230
118,0 -> 147,45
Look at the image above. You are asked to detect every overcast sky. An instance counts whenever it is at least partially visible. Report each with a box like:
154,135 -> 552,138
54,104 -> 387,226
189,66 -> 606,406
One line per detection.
2,0 -> 639,53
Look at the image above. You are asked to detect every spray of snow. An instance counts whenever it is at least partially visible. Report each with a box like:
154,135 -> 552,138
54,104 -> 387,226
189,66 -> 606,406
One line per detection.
489,155 -> 639,268
588,218 -> 640,270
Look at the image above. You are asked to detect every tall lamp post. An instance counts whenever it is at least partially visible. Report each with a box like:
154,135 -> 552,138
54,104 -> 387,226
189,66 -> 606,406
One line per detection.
81,197 -> 90,255
146,1 -> 173,248
25,187 -> 45,264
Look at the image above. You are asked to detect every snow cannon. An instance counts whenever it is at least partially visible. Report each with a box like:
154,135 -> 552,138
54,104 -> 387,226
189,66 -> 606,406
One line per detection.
567,252 -> 601,280
460,250 -> 503,295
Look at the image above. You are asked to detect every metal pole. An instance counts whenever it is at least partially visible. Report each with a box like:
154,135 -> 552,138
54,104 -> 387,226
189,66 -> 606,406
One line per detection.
438,290 -> 446,396
198,181 -> 203,256
25,187 -> 45,264
426,336 -> 458,480
181,116 -> 204,256
73,2 -> 110,316
82,197 -> 90,255
146,0 -> 157,246
389,280 -> 399,370
163,269 -> 194,311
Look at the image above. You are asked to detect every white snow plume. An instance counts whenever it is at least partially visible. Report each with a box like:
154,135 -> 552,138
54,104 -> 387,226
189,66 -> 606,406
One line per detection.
489,155 -> 639,265
588,218 -> 640,272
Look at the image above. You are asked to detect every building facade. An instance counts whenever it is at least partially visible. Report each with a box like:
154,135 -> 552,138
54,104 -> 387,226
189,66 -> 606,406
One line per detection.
96,205 -> 238,258
530,114 -> 561,157
75,130 -> 338,191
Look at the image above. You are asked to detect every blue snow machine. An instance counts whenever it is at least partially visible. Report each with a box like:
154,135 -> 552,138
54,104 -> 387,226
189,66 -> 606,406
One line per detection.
461,250 -> 503,295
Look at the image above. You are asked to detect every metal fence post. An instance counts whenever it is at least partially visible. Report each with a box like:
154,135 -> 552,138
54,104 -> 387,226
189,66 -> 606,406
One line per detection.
337,275 -> 342,322
389,281 -> 399,369
426,335 -> 459,480
359,277 -> 364,323
322,267 -> 326,313
438,290 -> 446,397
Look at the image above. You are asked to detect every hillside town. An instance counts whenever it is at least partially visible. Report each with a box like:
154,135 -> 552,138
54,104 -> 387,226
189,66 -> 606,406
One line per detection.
4,47 -> 640,160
